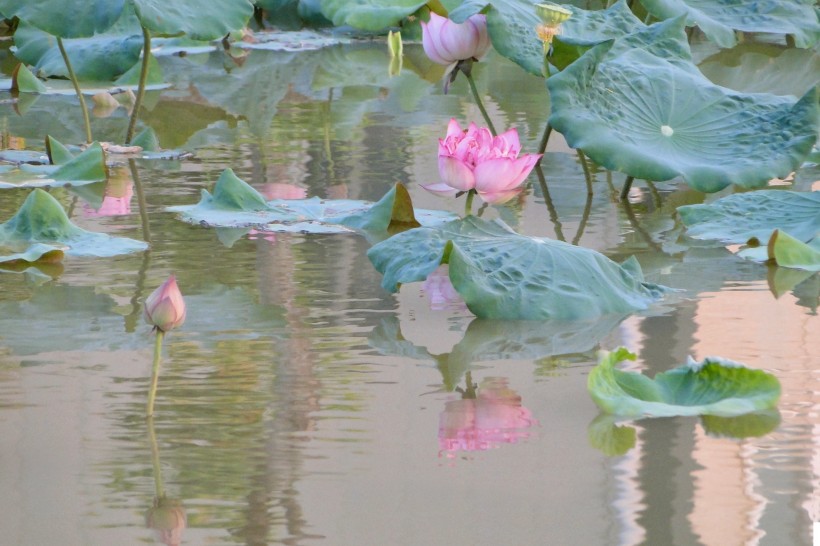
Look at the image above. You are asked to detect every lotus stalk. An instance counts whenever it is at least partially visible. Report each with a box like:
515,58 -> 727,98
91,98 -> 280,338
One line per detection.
55,37 -> 92,144
126,25 -> 152,145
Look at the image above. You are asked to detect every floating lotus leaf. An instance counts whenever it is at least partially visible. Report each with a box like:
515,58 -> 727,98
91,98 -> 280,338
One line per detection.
0,141 -> 107,189
450,0 -> 546,76
640,0 -> 820,49
588,347 -> 781,417
547,40 -> 820,192
678,190 -> 820,243
319,0 -> 427,31
132,0 -> 255,40
367,216 -> 667,320
0,0 -> 124,38
0,189 -> 147,257
0,242 -> 64,265
168,168 -> 454,234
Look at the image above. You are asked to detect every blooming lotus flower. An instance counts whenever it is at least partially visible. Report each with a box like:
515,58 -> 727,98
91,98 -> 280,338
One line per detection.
422,119 -> 542,204
421,12 -> 491,66
144,276 -> 186,333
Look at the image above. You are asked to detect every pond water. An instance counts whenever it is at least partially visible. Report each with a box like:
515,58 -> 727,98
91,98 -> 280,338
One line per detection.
0,33 -> 818,546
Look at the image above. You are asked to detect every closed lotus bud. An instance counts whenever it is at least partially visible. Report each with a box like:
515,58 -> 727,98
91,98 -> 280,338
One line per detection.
144,275 -> 186,332
421,12 -> 490,66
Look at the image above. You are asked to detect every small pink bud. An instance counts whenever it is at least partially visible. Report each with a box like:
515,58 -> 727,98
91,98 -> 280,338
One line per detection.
144,275 -> 186,333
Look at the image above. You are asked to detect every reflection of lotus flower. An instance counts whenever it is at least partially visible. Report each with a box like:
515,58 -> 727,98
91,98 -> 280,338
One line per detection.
423,265 -> 468,311
422,119 -> 542,204
146,497 -> 186,546
83,169 -> 133,217
262,183 -> 307,200
439,377 -> 536,453
421,12 -> 491,66
144,276 -> 186,333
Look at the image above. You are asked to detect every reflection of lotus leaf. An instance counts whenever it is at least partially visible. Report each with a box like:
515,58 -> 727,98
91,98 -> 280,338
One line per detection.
548,39 -> 819,192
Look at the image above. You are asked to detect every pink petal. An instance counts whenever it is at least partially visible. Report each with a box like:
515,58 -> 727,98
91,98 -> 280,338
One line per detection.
421,182 -> 460,197
445,118 -> 464,139
438,155 -> 476,191
495,128 -> 521,155
473,155 -> 538,193
421,20 -> 452,66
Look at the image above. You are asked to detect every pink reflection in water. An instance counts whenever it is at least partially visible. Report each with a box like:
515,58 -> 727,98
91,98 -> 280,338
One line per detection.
82,172 -> 134,217
262,183 -> 307,200
423,265 -> 468,312
439,377 -> 536,455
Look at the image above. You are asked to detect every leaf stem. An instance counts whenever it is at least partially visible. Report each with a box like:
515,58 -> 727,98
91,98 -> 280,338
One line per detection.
536,122 -> 552,163
56,37 -> 92,144
464,189 -> 476,216
576,149 -> 593,195
126,25 -> 152,144
146,329 -> 164,417
465,71 -> 497,136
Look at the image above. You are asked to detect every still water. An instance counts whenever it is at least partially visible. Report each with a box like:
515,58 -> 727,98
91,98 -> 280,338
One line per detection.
0,33 -> 818,546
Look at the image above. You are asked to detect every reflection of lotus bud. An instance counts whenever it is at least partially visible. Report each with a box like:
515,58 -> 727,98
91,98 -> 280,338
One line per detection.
144,276 -> 187,333
145,496 -> 186,546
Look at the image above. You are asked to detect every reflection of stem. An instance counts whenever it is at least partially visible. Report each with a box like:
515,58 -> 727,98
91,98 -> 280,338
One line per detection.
576,149 -> 593,195
464,189 -> 476,216
465,71 -> 497,136
147,416 -> 165,499
646,180 -> 661,209
129,159 -> 151,243
67,195 -> 79,219
56,37 -> 92,144
146,330 -> 164,417
572,192 -> 592,246
535,165 -> 566,242
620,175 -> 635,201
126,26 -> 152,144
126,248 -> 151,333
621,199 -> 663,252
537,122 -> 552,160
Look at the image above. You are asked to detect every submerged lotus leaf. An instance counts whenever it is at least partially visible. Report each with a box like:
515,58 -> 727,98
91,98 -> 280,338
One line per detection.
132,0 -> 254,40
678,190 -> 820,243
367,216 -> 666,320
0,141 -> 107,189
0,189 -> 147,257
547,41 -> 820,192
0,0 -> 124,38
319,0 -> 427,31
640,0 -> 820,49
588,347 -> 781,417
450,0 -> 545,76
168,168 -> 453,234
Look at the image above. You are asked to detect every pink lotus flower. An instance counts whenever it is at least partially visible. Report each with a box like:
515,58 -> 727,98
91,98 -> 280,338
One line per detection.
421,12 -> 491,66
422,119 -> 542,204
144,276 -> 186,333
439,377 -> 536,454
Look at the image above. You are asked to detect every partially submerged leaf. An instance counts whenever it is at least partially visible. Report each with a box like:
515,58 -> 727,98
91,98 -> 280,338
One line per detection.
46,135 -> 75,165
11,63 -> 48,94
367,216 -> 667,320
168,168 -> 453,234
548,38 -> 820,192
767,229 -> 820,272
0,140 -> 107,189
588,347 -> 781,418
0,189 -> 147,257
641,0 -> 820,48
0,242 -> 65,265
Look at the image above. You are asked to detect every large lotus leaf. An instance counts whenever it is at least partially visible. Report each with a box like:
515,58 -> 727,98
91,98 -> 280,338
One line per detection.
0,142 -> 107,189
547,42 -> 820,192
588,347 -> 781,417
678,190 -> 820,243
0,0 -> 124,38
168,168 -> 454,233
367,216 -> 666,320
319,0 -> 427,30
640,0 -> 820,49
132,0 -> 254,40
450,0 -> 545,76
0,189 -> 147,257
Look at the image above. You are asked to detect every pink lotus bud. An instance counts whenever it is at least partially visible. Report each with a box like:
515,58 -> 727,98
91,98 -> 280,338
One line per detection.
421,12 -> 491,66
144,275 -> 186,333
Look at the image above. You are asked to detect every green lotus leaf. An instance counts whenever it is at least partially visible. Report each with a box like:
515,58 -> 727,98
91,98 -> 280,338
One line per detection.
10,63 -> 47,94
640,0 -> 820,49
766,229 -> 820,272
319,0 -> 427,31
547,40 -> 820,192
168,168 -> 454,234
0,0 -> 124,38
450,0 -> 545,76
0,141 -> 107,189
588,347 -> 781,417
46,135 -> 75,165
367,216 -> 666,320
132,0 -> 255,40
0,242 -> 64,265
678,190 -> 820,243
0,189 -> 147,257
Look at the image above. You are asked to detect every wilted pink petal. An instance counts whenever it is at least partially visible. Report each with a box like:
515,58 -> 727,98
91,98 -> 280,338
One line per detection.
144,275 -> 186,333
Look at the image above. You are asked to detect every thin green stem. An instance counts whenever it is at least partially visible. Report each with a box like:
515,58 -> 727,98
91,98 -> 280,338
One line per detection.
576,149 -> 593,195
534,165 -> 566,242
536,122 -> 552,162
465,71 -> 497,136
126,25 -> 152,144
146,330 -> 164,417
464,189 -> 476,216
56,37 -> 92,144
147,416 -> 165,498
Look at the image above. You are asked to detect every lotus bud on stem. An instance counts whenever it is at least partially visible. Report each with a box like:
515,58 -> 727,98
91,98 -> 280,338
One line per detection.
143,275 -> 186,417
